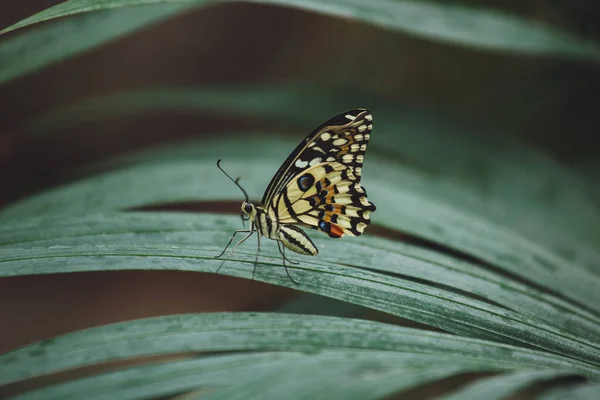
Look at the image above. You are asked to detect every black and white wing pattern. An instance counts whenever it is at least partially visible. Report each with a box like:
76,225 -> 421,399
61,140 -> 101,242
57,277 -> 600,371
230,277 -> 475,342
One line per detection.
264,109 -> 376,238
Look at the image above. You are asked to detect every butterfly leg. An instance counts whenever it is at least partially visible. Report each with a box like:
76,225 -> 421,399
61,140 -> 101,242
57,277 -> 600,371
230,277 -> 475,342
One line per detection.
214,228 -> 254,275
276,241 -> 299,265
215,229 -> 252,258
277,241 -> 299,285
251,233 -> 261,283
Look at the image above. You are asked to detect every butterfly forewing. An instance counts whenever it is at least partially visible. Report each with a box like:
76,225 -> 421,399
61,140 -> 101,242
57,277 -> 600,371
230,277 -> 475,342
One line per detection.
266,109 -> 376,239
262,109 -> 373,206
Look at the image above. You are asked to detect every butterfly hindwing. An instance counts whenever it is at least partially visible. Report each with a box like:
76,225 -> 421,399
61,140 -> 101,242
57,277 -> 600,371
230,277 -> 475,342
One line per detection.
262,109 -> 373,207
276,161 -> 375,237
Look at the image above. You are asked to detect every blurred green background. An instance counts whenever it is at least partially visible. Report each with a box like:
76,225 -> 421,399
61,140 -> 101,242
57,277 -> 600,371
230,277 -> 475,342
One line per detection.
2,1 -> 600,187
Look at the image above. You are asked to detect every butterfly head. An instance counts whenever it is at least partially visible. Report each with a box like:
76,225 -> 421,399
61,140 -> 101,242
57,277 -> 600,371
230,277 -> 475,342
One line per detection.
241,201 -> 256,222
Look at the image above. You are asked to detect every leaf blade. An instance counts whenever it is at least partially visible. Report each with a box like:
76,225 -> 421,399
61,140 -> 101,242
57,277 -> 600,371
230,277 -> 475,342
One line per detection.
438,370 -> 577,400
1,312 -> 596,386
0,3 -> 201,85
1,213 -> 600,369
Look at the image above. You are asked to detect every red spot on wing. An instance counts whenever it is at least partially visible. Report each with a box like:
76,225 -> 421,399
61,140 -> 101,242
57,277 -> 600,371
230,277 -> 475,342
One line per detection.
329,224 -> 344,238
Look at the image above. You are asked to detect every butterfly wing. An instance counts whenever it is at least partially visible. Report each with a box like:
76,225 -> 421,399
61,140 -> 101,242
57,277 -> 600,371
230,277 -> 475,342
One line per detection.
276,161 -> 375,238
262,109 -> 373,206
265,109 -> 376,238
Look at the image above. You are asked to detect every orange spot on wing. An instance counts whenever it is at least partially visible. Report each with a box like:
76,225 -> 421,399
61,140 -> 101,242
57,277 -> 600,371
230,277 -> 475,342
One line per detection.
339,136 -> 355,154
329,224 -> 344,238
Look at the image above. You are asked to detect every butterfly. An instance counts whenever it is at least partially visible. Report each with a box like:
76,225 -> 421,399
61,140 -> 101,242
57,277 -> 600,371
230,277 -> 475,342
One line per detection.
215,109 -> 376,284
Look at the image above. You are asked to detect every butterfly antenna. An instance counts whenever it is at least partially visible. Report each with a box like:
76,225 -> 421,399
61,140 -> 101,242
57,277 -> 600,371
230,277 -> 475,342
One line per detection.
217,159 -> 249,202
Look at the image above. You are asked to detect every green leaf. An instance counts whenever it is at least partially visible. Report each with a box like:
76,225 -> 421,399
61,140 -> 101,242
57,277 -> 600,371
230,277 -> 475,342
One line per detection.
276,293 -> 364,318
9,353 -> 306,400
438,370 -> 576,400
2,0 -> 600,85
1,212 -> 600,368
10,351 -> 520,400
1,312 -> 593,387
198,355 -> 488,400
0,2 -> 201,85
539,382 -> 600,400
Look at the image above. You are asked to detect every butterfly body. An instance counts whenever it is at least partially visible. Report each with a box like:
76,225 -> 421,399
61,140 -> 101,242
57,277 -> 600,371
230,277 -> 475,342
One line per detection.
216,109 -> 376,283
242,201 -> 318,256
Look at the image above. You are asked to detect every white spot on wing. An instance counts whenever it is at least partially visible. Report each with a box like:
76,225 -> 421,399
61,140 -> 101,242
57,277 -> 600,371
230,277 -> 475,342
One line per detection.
295,159 -> 309,168
356,155 -> 364,163
326,156 -> 335,162
336,197 -> 352,205
342,154 -> 354,163
364,134 -> 370,140
354,134 -> 364,141
320,132 -> 332,141
358,124 -> 367,132
365,114 -> 373,121
346,208 -> 359,217
337,218 -> 352,228
309,157 -> 322,166
345,114 -> 356,120
333,138 -> 347,146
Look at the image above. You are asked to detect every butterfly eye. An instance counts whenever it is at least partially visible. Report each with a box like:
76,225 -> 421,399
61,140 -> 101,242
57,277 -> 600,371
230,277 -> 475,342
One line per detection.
243,203 -> 253,214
